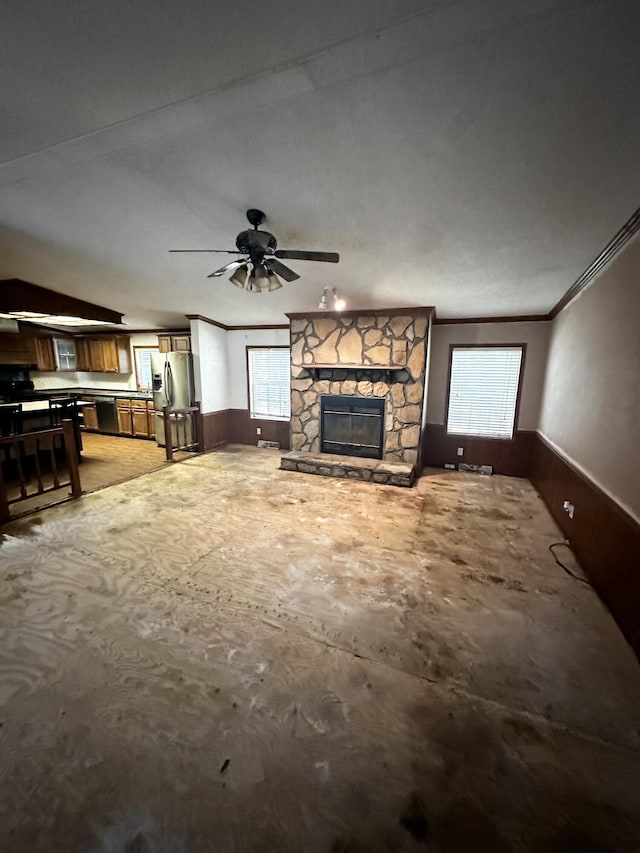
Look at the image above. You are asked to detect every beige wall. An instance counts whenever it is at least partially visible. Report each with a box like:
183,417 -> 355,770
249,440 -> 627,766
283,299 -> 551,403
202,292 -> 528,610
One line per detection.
539,233 -> 640,522
190,319 -> 229,414
426,321 -> 551,429
226,328 -> 290,410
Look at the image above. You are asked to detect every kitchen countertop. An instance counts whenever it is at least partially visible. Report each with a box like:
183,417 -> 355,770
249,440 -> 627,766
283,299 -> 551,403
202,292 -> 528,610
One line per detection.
0,400 -> 95,414
33,388 -> 153,401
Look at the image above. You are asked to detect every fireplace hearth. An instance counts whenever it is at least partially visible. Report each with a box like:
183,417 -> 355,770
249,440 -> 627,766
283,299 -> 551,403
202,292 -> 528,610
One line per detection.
320,395 -> 384,459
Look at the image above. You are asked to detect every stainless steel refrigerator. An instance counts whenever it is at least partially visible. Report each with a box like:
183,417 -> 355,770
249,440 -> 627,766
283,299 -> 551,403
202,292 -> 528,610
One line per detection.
151,351 -> 195,447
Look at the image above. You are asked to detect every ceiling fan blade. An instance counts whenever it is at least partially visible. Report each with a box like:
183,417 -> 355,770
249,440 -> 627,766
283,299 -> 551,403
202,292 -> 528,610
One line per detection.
169,249 -> 244,254
266,258 -> 300,282
207,260 -> 246,278
274,250 -> 339,263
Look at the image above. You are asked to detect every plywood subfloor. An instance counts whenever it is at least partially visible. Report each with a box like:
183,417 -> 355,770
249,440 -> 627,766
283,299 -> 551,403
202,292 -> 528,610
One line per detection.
1,446 -> 639,851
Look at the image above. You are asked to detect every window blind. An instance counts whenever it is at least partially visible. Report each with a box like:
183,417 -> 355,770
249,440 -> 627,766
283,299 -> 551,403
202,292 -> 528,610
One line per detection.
248,348 -> 291,420
447,346 -> 523,439
135,347 -> 156,391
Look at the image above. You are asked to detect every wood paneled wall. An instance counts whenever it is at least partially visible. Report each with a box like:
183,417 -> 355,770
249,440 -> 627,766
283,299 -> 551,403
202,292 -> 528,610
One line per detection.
530,433 -> 640,657
198,409 -> 290,452
198,410 -> 231,452
228,410 -> 290,449
421,424 -> 534,477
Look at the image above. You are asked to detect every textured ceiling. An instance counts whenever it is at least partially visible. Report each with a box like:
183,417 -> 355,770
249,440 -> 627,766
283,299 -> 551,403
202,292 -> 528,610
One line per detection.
1,0 -> 639,327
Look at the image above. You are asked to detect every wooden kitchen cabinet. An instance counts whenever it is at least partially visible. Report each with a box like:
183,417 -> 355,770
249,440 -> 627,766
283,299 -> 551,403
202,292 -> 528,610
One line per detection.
116,399 -> 133,435
82,403 -> 99,431
172,335 -> 191,352
132,403 -> 150,437
75,337 -> 91,371
76,335 -> 131,373
158,334 -> 191,353
0,330 -> 35,365
31,335 -> 57,371
147,400 -> 156,439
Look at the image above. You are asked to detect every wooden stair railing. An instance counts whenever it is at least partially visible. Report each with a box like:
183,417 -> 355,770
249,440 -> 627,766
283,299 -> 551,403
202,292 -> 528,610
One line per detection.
0,420 -> 82,523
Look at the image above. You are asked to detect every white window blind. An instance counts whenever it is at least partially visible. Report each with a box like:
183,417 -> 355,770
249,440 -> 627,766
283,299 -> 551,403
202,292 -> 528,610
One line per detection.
447,347 -> 523,439
248,348 -> 291,420
134,347 -> 157,391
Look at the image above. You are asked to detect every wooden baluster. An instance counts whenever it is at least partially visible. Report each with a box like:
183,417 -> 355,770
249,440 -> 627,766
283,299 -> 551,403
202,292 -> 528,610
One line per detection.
0,457 -> 10,523
49,435 -> 60,489
62,421 -> 82,498
16,441 -> 28,499
33,437 -> 44,494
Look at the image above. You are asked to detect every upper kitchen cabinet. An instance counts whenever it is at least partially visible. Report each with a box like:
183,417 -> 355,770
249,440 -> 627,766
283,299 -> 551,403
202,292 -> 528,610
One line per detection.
32,336 -> 57,371
76,335 -> 132,373
75,337 -> 91,371
0,330 -> 35,365
158,334 -> 191,353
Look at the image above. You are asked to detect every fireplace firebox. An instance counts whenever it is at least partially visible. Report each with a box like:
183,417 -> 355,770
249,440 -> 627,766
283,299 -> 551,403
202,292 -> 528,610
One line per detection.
320,395 -> 384,459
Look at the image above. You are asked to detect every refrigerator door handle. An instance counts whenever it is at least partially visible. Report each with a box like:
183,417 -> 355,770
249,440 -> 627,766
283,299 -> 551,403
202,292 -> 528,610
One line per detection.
166,362 -> 174,408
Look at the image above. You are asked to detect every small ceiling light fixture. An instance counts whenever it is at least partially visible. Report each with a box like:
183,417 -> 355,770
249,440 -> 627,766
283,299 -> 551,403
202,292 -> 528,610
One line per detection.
318,287 -> 346,311
229,264 -> 249,288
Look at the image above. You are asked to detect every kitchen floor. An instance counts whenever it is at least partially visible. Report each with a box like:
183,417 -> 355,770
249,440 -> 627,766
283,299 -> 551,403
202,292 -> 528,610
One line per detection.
0,447 -> 639,851
4,433 -> 191,517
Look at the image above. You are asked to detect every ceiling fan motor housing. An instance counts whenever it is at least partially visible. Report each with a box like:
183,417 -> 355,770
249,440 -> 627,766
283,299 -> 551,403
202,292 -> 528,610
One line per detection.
235,229 -> 277,259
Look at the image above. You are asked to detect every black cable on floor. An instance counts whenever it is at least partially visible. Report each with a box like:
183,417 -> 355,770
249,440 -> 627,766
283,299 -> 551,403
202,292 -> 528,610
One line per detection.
549,541 -> 592,586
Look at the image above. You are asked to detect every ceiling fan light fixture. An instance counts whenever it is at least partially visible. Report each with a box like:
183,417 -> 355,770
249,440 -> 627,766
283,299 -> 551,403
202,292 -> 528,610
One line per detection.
247,262 -> 270,293
229,263 -> 249,288
265,271 -> 283,292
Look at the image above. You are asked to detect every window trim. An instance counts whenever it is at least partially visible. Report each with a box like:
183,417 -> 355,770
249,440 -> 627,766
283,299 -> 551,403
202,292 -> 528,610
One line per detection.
246,345 -> 291,422
444,343 -> 527,441
133,345 -> 159,392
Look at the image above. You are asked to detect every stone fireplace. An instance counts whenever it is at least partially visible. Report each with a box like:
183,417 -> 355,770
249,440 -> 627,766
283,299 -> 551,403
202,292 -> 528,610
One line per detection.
280,309 -> 431,486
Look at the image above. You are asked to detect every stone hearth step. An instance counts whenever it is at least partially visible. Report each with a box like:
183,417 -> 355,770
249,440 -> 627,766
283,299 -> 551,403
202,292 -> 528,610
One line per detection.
280,450 -> 415,487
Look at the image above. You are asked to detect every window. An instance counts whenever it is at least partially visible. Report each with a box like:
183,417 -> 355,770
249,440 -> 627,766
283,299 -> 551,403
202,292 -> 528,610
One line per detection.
134,346 -> 158,391
247,347 -> 291,420
446,345 -> 524,439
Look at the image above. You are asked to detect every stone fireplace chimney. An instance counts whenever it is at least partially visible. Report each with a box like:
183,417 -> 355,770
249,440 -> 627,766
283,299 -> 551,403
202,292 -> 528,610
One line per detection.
281,308 -> 432,486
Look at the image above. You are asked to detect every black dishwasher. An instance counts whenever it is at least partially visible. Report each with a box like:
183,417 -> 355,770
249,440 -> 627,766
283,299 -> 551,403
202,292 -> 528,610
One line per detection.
95,397 -> 118,433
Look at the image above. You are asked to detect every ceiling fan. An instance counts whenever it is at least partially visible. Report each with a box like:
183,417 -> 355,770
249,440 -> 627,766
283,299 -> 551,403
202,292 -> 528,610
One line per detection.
169,209 -> 340,293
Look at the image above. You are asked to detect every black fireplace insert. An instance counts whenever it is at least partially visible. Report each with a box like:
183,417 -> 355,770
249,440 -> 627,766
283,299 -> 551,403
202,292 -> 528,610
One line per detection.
320,395 -> 384,459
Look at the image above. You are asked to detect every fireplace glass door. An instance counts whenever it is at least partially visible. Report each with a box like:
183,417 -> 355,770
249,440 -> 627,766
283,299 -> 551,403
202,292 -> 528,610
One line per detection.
320,395 -> 384,459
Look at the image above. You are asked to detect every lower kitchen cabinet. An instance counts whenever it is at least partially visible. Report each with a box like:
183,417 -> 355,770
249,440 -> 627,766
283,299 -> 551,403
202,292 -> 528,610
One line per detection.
82,403 -> 99,431
132,403 -> 150,437
116,400 -> 133,435
147,400 -> 155,439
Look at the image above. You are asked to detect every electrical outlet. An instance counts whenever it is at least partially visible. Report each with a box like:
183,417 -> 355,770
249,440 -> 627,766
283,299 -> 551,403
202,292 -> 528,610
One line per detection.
562,500 -> 575,519
256,427 -> 262,435
457,447 -> 464,456
444,463 -> 456,469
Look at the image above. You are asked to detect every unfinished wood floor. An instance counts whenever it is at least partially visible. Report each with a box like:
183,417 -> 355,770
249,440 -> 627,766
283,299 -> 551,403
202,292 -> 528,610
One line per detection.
1,446 -> 639,851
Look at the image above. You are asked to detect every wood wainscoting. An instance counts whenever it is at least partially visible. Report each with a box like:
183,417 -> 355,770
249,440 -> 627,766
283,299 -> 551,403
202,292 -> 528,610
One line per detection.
198,409 -> 290,452
530,433 -> 640,657
421,423 -> 534,477
228,410 -> 290,449
198,410 -> 231,452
